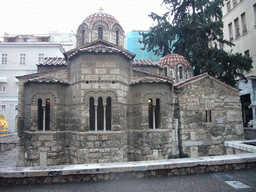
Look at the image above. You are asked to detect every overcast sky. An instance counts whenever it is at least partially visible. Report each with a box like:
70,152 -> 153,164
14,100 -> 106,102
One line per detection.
0,0 -> 168,37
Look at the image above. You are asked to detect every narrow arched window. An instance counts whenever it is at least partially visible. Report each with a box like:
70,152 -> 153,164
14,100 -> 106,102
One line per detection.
164,67 -> 168,76
45,99 -> 50,131
81,29 -> 85,45
148,98 -> 153,129
155,98 -> 160,128
89,97 -> 95,131
179,67 -> 183,79
98,27 -> 103,40
38,99 -> 43,131
116,30 -> 119,46
106,97 -> 111,131
97,97 -> 104,130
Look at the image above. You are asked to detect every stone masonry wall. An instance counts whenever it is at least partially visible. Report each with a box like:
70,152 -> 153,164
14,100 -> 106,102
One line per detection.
177,76 -> 244,158
69,131 -> 128,164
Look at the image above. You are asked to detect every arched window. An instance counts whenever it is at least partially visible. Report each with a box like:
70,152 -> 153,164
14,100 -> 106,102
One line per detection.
45,99 -> 50,130
90,97 -> 95,131
38,99 -> 43,131
164,67 -> 168,76
179,67 -> 183,79
98,27 -> 103,40
81,29 -> 85,45
97,97 -> 104,130
148,98 -> 153,129
155,98 -> 160,128
106,97 -> 111,131
116,30 -> 119,46
148,98 -> 161,129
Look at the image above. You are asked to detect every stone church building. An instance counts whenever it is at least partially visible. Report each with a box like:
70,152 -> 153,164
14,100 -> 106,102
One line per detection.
16,12 -> 243,167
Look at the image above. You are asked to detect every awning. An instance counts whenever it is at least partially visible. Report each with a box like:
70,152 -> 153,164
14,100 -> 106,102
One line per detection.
3,35 -> 17,38
0,77 -> 7,82
34,35 -> 50,38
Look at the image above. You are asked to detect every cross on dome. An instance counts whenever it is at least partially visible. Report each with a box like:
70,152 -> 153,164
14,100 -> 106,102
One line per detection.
99,7 -> 104,13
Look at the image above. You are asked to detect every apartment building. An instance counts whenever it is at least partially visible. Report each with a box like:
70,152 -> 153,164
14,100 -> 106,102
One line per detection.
222,0 -> 256,128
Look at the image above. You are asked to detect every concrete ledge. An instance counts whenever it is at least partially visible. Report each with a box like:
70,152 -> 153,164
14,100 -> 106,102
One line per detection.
0,133 -> 18,152
1,153 -> 256,185
225,140 -> 256,153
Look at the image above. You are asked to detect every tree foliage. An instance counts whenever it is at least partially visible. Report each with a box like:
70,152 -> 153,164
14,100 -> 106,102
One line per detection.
140,0 -> 252,87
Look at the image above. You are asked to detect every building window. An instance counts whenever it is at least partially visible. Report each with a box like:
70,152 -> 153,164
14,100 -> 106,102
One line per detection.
148,99 -> 153,129
81,29 -> 85,45
164,67 -> 168,76
23,37 -> 29,42
1,105 -> 6,110
116,30 -> 119,46
97,97 -> 104,131
37,98 -> 50,131
234,18 -> 240,38
89,97 -> 112,131
241,13 -> 247,34
254,4 -> 256,28
227,1 -> 231,12
98,27 -> 103,40
179,67 -> 183,79
15,105 -> 18,110
233,0 -> 237,7
89,97 -> 95,131
38,99 -> 43,131
205,110 -> 212,122
148,98 -> 161,129
106,97 -> 111,131
20,54 -> 26,65
155,98 -> 160,128
245,50 -> 250,57
38,54 -> 44,63
2,54 -> 7,65
228,22 -> 233,41
0,83 -> 6,92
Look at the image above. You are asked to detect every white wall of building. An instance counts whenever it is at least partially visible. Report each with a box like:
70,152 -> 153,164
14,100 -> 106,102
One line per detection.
0,43 -> 65,133
222,0 -> 256,75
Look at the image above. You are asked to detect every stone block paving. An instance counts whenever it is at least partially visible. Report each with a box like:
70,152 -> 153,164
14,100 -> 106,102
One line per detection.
0,146 -> 18,169
0,169 -> 256,192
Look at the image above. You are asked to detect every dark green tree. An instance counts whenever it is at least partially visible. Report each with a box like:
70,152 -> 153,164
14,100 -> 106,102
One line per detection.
140,0 -> 252,87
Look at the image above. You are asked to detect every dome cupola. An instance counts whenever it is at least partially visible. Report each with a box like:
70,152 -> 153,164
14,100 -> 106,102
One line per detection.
157,54 -> 193,83
77,11 -> 125,47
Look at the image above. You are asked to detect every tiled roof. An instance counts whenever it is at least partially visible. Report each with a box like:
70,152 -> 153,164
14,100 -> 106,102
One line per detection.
37,57 -> 67,66
65,39 -> 135,60
131,77 -> 172,85
83,12 -> 119,26
133,59 -> 159,66
157,54 -> 190,68
133,68 -> 173,80
24,75 -> 68,85
174,73 -> 208,87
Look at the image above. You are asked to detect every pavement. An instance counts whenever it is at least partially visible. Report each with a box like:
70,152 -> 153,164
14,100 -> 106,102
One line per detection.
0,146 -> 18,168
0,169 -> 256,191
0,147 -> 256,191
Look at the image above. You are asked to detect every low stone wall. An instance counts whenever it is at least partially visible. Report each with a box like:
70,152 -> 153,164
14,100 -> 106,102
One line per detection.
244,128 -> 256,140
1,152 -> 256,186
225,140 -> 256,154
0,133 -> 18,152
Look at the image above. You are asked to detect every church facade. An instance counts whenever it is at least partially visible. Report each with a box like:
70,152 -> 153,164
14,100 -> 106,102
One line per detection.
16,12 -> 244,167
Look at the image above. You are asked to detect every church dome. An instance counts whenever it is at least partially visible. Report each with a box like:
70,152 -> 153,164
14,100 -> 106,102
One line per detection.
76,11 -> 125,47
157,54 -> 190,68
83,12 -> 119,26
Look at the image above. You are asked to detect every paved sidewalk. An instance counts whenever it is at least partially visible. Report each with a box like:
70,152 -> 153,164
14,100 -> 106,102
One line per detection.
0,169 -> 256,192
0,146 -> 18,169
